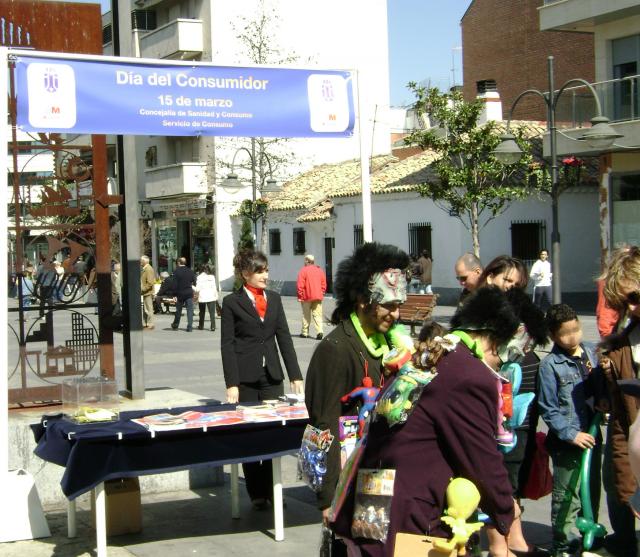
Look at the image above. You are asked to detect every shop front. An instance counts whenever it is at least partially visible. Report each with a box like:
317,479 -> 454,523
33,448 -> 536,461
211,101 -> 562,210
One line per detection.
151,196 -> 215,275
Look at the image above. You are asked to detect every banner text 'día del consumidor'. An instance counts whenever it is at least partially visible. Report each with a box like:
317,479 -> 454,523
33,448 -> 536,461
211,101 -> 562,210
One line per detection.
14,55 -> 355,138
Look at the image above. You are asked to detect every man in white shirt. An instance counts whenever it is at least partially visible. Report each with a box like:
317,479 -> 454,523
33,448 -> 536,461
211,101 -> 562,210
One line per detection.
530,249 -> 552,311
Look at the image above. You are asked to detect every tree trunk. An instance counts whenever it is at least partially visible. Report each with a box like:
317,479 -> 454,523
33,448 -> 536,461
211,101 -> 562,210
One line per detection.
471,202 -> 480,258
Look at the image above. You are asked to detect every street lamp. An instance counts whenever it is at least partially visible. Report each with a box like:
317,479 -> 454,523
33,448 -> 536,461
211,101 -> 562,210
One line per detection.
220,138 -> 278,242
493,55 -> 622,304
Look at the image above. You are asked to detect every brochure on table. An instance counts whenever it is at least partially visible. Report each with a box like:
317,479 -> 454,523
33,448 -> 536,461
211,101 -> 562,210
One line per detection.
132,403 -> 308,432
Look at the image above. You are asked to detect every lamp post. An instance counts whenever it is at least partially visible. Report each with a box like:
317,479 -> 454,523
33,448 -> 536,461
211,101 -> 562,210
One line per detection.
493,55 -> 622,304
220,138 -> 278,243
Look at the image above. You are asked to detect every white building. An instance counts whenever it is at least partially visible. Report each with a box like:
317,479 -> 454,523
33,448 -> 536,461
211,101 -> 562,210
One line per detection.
102,0 -> 392,287
263,140 -> 602,309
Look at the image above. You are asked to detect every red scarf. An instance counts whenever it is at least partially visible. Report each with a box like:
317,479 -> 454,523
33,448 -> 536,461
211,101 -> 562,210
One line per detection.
245,284 -> 267,318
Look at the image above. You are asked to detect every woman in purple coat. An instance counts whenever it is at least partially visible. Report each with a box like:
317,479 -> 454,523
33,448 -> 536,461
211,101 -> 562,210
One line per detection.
332,287 -> 521,557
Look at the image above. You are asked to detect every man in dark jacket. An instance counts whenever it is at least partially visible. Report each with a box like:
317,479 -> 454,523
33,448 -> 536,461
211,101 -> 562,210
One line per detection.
171,257 -> 196,331
305,242 -> 409,526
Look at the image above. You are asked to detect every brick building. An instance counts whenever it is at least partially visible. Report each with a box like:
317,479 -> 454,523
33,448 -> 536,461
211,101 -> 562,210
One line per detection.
461,0 -> 595,121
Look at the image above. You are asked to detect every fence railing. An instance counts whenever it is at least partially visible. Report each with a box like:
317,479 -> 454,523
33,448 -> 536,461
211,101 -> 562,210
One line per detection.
552,74 -> 640,128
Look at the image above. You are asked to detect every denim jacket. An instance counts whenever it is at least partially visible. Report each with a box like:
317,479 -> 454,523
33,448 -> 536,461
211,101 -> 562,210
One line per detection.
537,342 -> 598,444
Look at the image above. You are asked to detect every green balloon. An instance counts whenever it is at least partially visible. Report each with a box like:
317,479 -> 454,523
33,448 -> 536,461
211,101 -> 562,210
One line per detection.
576,412 -> 607,550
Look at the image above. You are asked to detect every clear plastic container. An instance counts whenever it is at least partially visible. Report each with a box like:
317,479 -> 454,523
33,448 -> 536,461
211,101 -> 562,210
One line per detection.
62,377 -> 120,423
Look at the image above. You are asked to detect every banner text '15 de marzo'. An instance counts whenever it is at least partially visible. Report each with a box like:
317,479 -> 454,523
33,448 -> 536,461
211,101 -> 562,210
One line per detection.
14,54 -> 355,138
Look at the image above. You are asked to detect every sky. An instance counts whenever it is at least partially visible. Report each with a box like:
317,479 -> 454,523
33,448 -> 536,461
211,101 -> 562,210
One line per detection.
387,0 -> 470,107
90,0 -> 469,108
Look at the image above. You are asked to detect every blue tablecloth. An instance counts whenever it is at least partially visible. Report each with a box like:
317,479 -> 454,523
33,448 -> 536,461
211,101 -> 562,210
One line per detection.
32,403 -> 307,500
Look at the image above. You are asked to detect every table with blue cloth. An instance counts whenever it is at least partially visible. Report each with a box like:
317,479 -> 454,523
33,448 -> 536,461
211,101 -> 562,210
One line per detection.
32,403 -> 308,557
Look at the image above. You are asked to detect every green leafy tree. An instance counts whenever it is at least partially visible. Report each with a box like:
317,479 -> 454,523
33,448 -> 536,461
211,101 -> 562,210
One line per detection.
405,85 -> 538,258
234,216 -> 255,289
237,216 -> 254,253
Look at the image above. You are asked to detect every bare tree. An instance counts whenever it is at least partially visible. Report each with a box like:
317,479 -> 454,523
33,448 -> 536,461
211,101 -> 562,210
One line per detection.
224,0 -> 301,253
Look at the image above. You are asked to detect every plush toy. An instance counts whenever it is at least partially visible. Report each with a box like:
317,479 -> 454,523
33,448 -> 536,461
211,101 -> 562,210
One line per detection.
341,377 -> 379,438
433,477 -> 484,556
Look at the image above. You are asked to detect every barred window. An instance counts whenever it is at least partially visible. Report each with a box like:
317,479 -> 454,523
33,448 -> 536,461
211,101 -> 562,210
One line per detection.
511,220 -> 546,269
293,228 -> 306,255
353,224 -> 364,248
269,229 -> 281,255
408,222 -> 432,256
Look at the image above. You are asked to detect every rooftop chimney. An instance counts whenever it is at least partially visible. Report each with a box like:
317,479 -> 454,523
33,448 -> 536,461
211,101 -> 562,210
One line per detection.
476,80 -> 502,124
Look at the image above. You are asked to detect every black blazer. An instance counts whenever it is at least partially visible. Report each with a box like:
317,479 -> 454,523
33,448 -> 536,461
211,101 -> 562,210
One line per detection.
220,288 -> 302,387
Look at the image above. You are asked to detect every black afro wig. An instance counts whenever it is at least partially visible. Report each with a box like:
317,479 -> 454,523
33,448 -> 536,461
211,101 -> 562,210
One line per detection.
504,287 -> 549,347
450,286 -> 520,347
331,242 -> 409,324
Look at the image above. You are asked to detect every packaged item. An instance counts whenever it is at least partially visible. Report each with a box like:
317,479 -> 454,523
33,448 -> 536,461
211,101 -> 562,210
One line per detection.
351,468 -> 395,542
339,416 -> 358,467
298,424 -> 334,492
375,367 -> 436,427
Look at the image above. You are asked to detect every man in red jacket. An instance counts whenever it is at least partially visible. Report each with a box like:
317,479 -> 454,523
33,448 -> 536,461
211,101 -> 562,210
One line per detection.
297,254 -> 327,340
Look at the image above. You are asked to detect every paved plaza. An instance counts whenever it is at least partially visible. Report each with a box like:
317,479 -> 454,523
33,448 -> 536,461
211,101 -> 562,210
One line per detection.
2,295 -> 623,556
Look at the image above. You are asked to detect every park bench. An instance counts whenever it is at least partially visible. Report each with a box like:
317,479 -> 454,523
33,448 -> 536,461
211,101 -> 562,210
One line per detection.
399,293 -> 438,336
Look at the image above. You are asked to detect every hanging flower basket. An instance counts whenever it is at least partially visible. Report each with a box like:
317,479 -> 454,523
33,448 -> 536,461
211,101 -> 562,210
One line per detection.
238,198 -> 269,222
561,155 -> 584,188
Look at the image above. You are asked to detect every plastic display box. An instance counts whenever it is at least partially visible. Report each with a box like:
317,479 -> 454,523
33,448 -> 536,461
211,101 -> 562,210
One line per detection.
62,377 -> 120,423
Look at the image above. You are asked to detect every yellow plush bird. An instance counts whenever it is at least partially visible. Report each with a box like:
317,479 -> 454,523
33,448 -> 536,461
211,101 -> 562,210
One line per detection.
433,477 -> 484,556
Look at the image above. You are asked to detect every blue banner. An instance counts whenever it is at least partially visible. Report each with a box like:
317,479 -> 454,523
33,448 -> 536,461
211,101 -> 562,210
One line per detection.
14,55 -> 355,138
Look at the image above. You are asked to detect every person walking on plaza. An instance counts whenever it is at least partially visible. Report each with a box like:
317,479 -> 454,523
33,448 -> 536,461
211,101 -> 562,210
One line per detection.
171,257 -> 196,332
297,254 -> 326,340
111,261 -> 121,308
454,252 -> 483,304
600,245 -> 640,557
221,249 -> 303,509
305,242 -> 409,534
21,265 -> 35,314
140,255 -> 156,330
530,249 -> 553,312
196,264 -> 218,331
407,254 -> 422,293
417,249 -> 433,293
538,303 -> 603,557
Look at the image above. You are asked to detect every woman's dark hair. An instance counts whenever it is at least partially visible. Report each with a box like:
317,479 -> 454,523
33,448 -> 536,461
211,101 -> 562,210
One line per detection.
546,303 -> 578,335
201,264 -> 213,275
478,255 -> 528,289
450,286 -> 520,347
331,242 -> 409,325
233,250 -> 268,284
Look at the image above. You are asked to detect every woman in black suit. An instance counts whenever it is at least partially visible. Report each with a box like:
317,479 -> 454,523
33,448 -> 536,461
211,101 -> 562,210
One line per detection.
221,249 -> 304,509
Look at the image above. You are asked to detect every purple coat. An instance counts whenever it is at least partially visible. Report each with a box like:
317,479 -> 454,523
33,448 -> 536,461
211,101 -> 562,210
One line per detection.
332,343 -> 514,556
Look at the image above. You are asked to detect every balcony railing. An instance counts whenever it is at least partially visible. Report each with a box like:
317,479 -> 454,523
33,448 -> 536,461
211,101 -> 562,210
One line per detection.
549,74 -> 640,129
144,162 -> 207,199
138,19 -> 203,60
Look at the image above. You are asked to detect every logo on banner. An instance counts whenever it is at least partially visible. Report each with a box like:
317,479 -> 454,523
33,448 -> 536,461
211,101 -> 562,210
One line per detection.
27,63 -> 77,129
307,74 -> 350,132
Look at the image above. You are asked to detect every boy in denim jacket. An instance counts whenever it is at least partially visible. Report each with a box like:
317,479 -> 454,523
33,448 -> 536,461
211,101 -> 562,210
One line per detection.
538,303 -> 603,557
